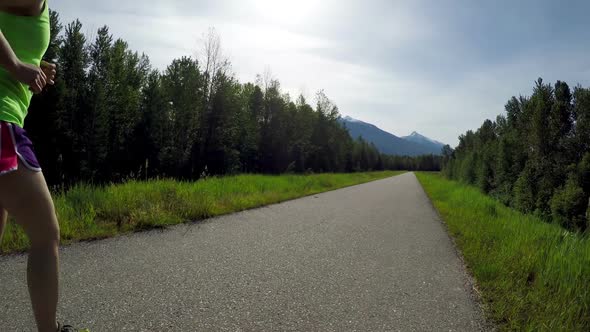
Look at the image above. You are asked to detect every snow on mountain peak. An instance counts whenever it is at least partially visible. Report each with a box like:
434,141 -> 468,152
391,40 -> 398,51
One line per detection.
343,115 -> 363,123
405,131 -> 444,146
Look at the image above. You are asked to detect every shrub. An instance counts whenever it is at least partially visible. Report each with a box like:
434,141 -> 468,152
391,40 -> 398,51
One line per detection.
513,164 -> 535,213
550,178 -> 587,231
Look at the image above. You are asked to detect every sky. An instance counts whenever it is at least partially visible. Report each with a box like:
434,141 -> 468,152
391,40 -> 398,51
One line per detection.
52,0 -> 590,147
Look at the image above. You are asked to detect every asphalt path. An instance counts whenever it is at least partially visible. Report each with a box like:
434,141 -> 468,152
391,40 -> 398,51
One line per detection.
0,172 -> 487,331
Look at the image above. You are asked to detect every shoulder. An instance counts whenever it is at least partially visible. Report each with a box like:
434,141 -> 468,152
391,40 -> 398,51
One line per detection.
0,0 -> 44,16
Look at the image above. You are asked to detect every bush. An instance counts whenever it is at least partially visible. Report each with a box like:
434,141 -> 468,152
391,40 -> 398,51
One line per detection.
513,164 -> 535,213
460,153 -> 477,184
550,178 -> 588,231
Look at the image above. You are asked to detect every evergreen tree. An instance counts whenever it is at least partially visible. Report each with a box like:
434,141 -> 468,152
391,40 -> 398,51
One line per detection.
56,19 -> 89,184
446,78 -> 590,231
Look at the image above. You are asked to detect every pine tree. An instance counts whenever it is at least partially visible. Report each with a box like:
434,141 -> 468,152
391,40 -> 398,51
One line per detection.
57,19 -> 89,184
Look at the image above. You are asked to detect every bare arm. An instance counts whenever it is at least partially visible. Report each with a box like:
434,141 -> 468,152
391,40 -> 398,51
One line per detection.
0,29 -> 46,93
0,30 -> 20,74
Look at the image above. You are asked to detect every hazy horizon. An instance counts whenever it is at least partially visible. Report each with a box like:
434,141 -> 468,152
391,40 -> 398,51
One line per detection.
52,0 -> 590,147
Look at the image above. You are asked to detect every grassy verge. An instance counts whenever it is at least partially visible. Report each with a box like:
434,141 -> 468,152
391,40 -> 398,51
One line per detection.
1,171 -> 403,254
416,172 -> 590,331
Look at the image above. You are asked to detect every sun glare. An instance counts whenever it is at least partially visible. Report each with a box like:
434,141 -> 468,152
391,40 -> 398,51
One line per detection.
253,0 -> 320,24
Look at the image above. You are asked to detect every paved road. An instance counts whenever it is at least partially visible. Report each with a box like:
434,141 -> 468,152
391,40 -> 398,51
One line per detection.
0,172 -> 486,331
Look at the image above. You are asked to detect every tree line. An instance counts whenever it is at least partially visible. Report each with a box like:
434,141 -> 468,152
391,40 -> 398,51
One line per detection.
444,78 -> 590,232
25,12 -> 441,189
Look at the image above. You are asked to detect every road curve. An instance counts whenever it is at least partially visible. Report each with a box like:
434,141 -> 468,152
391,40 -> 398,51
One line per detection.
0,172 -> 487,331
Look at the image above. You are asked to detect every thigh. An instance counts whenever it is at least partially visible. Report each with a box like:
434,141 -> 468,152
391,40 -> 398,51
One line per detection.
0,162 -> 59,245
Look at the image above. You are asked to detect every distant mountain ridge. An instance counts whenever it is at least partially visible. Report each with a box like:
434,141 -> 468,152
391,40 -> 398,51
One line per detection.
339,116 -> 445,156
401,131 -> 446,155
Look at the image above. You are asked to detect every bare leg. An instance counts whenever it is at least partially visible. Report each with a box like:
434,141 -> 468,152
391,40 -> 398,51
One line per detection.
0,163 -> 60,332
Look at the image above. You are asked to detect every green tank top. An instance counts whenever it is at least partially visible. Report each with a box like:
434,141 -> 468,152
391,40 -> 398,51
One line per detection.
0,1 -> 50,127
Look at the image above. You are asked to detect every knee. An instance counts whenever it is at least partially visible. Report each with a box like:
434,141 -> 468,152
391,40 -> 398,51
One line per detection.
29,216 -> 60,249
47,220 -> 60,245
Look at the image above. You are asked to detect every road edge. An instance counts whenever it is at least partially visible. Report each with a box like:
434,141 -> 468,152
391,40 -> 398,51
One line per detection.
411,172 -> 496,332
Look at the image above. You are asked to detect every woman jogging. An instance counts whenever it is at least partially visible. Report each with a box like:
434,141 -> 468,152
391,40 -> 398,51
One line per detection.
0,1 -> 85,331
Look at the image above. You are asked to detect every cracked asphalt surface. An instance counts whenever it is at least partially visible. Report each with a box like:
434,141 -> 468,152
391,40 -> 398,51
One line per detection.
0,172 -> 487,331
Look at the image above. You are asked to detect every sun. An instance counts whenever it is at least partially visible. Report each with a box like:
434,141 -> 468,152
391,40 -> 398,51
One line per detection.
253,0 -> 320,25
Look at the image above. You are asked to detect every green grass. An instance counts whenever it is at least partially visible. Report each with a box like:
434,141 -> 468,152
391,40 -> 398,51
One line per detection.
1,171 -> 404,254
416,172 -> 590,331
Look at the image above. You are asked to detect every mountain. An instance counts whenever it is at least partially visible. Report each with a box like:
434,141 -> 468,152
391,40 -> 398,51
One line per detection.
401,131 -> 446,155
339,116 -> 445,156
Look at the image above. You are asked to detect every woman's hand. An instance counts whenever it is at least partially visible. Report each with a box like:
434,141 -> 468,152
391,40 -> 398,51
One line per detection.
9,60 -> 47,94
0,30 -> 49,93
40,60 -> 56,86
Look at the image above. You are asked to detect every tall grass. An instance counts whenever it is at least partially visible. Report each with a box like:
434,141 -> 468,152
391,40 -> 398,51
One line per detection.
0,171 -> 403,254
416,172 -> 590,331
